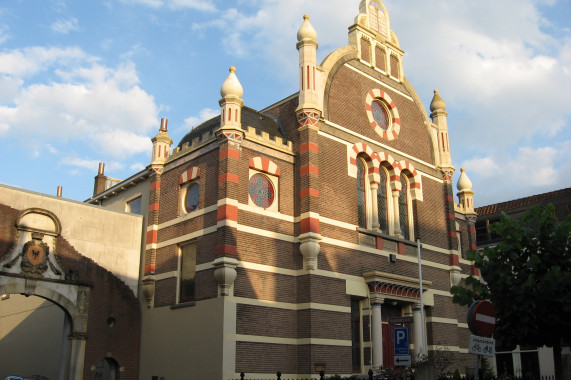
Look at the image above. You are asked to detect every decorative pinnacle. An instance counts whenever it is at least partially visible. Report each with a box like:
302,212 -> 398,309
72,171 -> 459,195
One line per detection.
220,65 -> 243,98
430,89 -> 446,112
297,13 -> 317,42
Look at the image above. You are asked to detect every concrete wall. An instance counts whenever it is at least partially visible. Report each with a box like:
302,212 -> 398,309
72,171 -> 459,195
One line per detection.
0,184 -> 143,294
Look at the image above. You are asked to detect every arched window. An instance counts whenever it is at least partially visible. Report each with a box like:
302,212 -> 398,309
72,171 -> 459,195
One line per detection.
368,1 -> 388,37
399,174 -> 410,240
377,168 -> 388,232
357,158 -> 367,228
95,357 -> 118,380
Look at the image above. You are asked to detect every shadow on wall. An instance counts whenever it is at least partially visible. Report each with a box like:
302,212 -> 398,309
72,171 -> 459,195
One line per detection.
0,294 -> 66,379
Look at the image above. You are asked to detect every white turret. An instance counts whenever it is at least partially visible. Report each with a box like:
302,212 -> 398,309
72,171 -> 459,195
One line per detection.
150,118 -> 173,170
219,66 -> 243,130
457,168 -> 475,214
296,15 -> 321,113
430,89 -> 453,169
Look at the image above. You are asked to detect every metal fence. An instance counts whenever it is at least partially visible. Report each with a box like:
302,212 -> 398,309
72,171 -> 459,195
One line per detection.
229,371 -> 558,380
229,369 -> 377,380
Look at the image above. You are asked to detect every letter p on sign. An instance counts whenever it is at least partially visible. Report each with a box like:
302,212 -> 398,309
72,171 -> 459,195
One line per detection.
394,327 -> 409,355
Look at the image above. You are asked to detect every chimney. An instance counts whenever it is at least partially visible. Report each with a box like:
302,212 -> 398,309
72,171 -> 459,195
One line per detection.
57,186 -> 62,197
93,162 -> 107,196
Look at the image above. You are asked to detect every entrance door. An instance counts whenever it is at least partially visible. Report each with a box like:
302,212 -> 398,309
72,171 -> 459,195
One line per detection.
382,323 -> 396,367
95,358 -> 118,380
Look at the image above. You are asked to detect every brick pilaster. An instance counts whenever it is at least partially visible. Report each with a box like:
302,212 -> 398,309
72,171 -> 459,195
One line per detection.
215,134 -> 242,257
144,172 -> 161,275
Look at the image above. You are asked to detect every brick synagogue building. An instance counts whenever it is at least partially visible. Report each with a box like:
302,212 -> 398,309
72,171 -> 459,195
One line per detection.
1,1 -> 483,379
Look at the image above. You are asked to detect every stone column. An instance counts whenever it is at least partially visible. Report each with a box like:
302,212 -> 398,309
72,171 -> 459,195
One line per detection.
413,303 -> 425,359
370,182 -> 380,230
370,294 -> 385,367
67,333 -> 86,380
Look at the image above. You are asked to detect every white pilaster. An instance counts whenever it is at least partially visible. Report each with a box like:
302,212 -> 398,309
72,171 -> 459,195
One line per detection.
370,295 -> 384,367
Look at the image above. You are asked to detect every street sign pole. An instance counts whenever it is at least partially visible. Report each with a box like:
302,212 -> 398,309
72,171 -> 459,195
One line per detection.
475,354 -> 480,380
417,239 -> 425,358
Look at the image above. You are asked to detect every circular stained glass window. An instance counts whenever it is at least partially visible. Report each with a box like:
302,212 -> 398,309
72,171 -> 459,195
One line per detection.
371,100 -> 390,131
185,183 -> 199,212
249,173 -> 275,209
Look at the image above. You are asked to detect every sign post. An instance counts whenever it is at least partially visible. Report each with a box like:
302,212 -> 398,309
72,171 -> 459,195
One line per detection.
467,301 -> 496,380
394,326 -> 411,380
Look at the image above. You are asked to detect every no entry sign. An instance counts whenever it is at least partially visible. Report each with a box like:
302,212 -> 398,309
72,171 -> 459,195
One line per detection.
467,300 -> 496,337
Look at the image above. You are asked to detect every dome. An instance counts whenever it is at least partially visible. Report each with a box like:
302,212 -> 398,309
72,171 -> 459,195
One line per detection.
457,168 -> 473,192
297,14 -> 317,42
430,89 -> 446,112
220,66 -> 243,98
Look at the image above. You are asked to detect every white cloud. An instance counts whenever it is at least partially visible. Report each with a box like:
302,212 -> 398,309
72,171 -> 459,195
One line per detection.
46,144 -> 58,154
130,162 -> 145,171
51,18 -> 79,34
168,0 -> 216,11
120,0 -> 163,8
183,107 -> 219,129
0,46 -> 159,159
120,0 -> 216,11
0,25 -> 10,44
461,157 -> 501,177
62,154 -> 125,172
508,146 -> 559,186
0,75 -> 22,103
189,0 -> 571,148
461,141 -> 571,206
62,155 -> 102,171
0,47 -> 89,77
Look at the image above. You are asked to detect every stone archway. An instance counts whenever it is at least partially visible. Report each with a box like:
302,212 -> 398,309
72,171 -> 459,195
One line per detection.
0,208 -> 91,380
95,357 -> 119,380
0,275 -> 90,380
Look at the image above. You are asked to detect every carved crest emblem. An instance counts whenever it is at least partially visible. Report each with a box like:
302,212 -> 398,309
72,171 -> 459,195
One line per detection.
21,238 -> 50,275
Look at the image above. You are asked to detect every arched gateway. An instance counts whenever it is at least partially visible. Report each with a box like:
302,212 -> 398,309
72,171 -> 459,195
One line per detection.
0,186 -> 142,380
0,208 -> 90,379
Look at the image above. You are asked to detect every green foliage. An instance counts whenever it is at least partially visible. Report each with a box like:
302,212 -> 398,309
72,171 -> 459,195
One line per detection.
480,357 -> 495,380
450,204 -> 571,351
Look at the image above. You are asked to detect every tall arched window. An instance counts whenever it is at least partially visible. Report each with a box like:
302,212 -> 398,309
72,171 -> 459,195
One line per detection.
357,158 -> 367,228
368,1 -> 388,37
399,174 -> 410,240
377,168 -> 388,232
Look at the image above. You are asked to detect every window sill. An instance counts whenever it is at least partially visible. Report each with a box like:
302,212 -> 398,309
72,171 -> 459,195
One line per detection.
170,301 -> 196,309
356,227 -> 416,247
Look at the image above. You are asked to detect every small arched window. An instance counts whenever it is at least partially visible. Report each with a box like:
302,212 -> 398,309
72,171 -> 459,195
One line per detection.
357,158 -> 367,228
399,174 -> 410,240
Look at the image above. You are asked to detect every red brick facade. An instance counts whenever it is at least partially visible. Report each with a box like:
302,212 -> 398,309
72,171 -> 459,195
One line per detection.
80,2 -> 479,378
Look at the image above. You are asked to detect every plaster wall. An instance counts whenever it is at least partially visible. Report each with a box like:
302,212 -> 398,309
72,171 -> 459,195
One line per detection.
139,297 -> 226,379
0,184 -> 143,294
0,294 -> 65,380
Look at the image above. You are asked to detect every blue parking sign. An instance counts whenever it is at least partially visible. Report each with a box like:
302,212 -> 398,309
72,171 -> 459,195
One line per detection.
394,327 -> 409,355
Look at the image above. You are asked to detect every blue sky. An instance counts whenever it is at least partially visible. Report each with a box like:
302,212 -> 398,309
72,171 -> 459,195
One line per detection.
0,0 -> 570,206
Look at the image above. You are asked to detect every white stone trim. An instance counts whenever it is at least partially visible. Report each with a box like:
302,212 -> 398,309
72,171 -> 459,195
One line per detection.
152,225 -> 218,250
233,334 -> 352,347
233,297 -> 351,313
